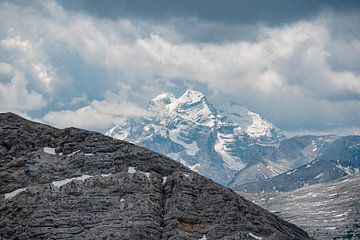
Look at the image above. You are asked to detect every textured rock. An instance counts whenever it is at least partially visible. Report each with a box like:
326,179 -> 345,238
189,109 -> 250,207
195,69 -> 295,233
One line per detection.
0,113 -> 311,240
239,173 -> 360,239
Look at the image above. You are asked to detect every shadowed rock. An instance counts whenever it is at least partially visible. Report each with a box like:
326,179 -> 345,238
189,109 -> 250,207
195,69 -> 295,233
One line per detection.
0,113 -> 311,239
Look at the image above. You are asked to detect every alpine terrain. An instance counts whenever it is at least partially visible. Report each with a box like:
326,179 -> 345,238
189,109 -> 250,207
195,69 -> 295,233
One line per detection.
234,135 -> 360,192
107,90 -> 360,191
0,113 -> 311,239
240,173 -> 360,240
107,89 -> 286,186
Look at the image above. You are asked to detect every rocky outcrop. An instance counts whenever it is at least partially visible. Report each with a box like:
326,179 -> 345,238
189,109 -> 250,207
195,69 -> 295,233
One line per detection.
0,113 -> 311,239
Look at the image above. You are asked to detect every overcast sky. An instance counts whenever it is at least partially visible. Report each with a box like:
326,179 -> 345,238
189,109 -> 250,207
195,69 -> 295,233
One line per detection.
1,0 -> 360,135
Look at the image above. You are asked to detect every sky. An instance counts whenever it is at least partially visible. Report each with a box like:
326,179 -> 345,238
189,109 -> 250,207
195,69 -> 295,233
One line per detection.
0,0 -> 360,135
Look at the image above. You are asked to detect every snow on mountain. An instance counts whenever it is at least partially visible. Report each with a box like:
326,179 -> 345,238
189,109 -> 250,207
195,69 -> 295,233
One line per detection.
240,172 -> 360,239
106,89 -> 285,185
167,90 -> 217,127
106,90 -> 360,189
232,135 -> 360,192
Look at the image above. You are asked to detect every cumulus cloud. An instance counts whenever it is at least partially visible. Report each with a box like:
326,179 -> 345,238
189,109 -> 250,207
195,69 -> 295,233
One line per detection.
0,36 -> 57,91
1,0 -> 360,132
39,4 -> 360,100
0,63 -> 46,112
43,106 -> 123,130
42,92 -> 151,129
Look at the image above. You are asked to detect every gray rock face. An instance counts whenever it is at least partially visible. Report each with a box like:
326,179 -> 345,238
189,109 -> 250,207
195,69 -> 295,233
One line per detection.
239,173 -> 360,239
0,113 -> 311,240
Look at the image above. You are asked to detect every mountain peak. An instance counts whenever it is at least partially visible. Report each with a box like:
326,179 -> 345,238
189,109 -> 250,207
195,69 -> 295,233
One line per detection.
107,90 -> 286,185
181,89 -> 206,101
169,89 -> 209,110
168,89 -> 216,126
148,92 -> 176,112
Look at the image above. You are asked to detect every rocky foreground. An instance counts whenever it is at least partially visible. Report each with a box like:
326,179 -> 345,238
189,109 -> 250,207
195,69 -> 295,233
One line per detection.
0,113 -> 310,239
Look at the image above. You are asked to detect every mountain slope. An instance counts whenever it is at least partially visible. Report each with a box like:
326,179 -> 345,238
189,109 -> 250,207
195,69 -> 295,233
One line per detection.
232,135 -> 360,192
240,173 -> 360,239
107,89 -> 285,186
0,113 -> 311,239
107,90 -> 360,192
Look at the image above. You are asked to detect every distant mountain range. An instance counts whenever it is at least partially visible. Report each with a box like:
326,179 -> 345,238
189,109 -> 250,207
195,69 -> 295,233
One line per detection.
106,90 -> 360,192
234,135 -> 360,192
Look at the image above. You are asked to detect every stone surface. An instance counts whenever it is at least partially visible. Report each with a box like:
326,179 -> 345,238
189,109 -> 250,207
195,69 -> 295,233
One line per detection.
239,173 -> 360,239
0,113 -> 311,240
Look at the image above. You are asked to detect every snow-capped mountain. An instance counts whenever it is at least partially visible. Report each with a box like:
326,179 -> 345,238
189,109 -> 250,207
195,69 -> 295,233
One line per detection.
106,89 -> 285,185
232,135 -> 360,192
106,90 -> 360,190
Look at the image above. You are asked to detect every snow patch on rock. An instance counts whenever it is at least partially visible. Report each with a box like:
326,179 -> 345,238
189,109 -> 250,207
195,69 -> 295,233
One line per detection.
43,147 -> 56,155
52,175 -> 92,188
5,187 -> 27,199
249,232 -> 262,240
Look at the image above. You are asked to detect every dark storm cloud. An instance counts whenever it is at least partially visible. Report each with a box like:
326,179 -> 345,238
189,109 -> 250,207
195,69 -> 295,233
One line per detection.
1,0 -> 360,134
59,0 -> 360,25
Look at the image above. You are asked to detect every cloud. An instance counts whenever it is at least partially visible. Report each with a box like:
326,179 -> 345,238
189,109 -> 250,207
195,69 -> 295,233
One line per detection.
59,0 -> 360,25
70,93 -> 88,105
1,0 -> 360,132
0,36 -> 57,91
42,92 -> 151,129
0,63 -> 46,112
38,6 -> 360,100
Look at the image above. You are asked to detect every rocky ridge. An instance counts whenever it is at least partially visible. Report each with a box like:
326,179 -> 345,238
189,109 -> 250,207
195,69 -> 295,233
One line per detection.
0,113 -> 310,240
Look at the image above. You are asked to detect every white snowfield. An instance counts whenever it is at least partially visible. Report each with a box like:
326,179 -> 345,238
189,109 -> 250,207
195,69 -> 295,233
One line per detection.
214,132 -> 245,171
